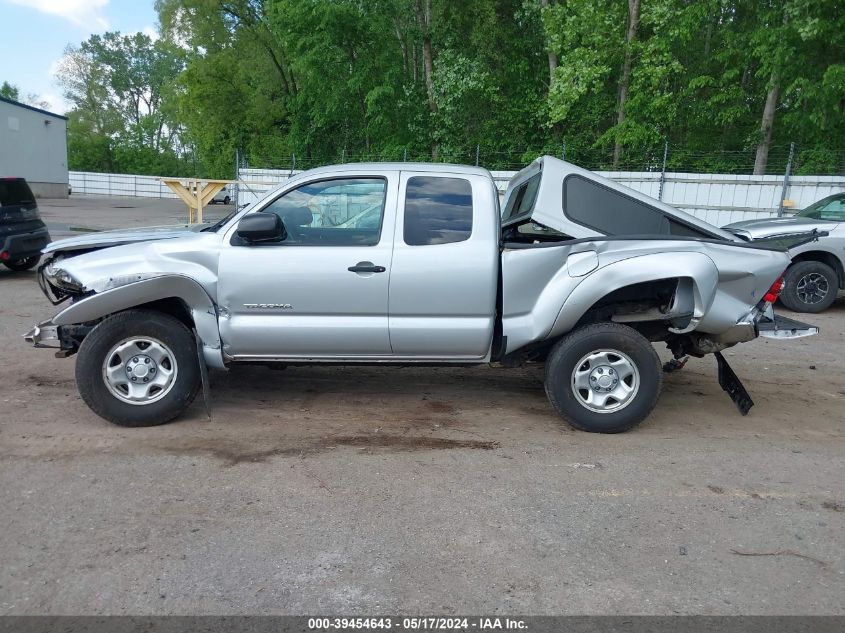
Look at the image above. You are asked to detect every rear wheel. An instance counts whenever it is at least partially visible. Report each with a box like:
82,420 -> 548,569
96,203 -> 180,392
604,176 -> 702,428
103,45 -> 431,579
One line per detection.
223,195 -> 231,205
780,260 -> 837,313
544,323 -> 662,433
75,310 -> 201,427
3,256 -> 40,271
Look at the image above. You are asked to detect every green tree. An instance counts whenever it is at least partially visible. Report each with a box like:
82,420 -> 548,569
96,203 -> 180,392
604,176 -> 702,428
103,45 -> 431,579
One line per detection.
56,0 -> 845,176
0,81 -> 20,100
56,30 -> 188,174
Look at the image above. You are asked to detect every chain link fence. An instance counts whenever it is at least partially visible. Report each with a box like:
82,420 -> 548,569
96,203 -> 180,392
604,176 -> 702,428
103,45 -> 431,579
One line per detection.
240,143 -> 845,177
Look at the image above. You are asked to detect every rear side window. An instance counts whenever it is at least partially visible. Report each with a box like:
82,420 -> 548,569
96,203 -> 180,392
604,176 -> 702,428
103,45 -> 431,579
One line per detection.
563,175 -> 711,238
0,179 -> 35,206
404,176 -> 473,246
502,173 -> 541,222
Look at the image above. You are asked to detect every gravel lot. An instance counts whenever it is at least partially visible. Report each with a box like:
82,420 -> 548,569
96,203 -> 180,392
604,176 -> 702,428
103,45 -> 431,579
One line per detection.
0,196 -> 843,615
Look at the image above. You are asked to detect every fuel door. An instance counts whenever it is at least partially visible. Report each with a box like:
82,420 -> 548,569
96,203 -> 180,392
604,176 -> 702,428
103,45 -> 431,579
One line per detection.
567,249 -> 599,277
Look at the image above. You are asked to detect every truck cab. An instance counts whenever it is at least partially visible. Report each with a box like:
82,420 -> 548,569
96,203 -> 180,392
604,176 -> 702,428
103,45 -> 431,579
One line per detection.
216,165 -> 500,361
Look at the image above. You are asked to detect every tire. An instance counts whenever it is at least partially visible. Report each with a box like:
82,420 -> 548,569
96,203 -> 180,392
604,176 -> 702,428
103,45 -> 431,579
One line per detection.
544,322 -> 662,433
75,310 -> 201,427
223,196 -> 231,205
3,255 -> 40,271
779,261 -> 838,313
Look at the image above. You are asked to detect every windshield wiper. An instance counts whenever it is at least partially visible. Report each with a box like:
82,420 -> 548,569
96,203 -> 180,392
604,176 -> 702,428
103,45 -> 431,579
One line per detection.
202,209 -> 239,233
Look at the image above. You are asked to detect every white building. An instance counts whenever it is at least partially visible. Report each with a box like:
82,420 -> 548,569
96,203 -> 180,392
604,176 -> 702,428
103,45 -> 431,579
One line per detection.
0,96 -> 68,198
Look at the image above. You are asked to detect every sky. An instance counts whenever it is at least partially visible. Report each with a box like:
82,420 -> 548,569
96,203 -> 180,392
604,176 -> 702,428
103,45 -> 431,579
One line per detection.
0,0 -> 159,114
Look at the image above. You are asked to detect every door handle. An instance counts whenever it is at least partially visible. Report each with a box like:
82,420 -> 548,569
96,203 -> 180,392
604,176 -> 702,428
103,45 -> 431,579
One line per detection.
348,262 -> 386,274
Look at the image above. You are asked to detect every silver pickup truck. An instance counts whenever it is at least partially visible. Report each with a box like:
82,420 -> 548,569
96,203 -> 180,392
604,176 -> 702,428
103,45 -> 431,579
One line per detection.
25,158 -> 818,433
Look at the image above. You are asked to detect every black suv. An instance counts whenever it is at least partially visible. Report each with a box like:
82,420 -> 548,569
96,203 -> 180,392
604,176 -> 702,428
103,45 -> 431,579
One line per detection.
0,178 -> 51,271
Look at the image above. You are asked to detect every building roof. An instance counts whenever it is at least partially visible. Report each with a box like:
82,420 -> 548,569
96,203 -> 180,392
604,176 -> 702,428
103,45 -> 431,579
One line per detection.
0,95 -> 68,121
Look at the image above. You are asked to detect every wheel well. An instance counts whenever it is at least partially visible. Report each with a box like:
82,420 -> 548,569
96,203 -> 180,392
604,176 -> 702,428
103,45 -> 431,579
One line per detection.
129,297 -> 195,329
576,278 -> 685,340
792,251 -> 845,289
500,280 -> 682,367
55,298 -> 195,357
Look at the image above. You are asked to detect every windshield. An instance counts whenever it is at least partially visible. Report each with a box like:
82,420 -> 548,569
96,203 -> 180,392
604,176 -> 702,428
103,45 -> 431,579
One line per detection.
797,195 -> 845,221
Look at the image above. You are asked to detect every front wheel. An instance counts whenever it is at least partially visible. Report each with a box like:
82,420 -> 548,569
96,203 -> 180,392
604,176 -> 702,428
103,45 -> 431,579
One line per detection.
779,260 -> 837,313
3,255 -> 40,271
544,323 -> 662,433
75,310 -> 201,427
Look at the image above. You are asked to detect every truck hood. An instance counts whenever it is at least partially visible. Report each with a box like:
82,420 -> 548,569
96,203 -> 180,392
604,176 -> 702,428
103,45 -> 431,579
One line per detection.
722,216 -> 839,240
43,224 -> 201,255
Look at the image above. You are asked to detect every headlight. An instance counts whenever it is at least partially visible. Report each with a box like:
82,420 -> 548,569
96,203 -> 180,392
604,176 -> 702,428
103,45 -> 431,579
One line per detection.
43,262 -> 83,292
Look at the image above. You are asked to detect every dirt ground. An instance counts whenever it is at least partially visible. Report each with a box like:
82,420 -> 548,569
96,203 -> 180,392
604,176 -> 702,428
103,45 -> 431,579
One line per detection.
0,196 -> 843,615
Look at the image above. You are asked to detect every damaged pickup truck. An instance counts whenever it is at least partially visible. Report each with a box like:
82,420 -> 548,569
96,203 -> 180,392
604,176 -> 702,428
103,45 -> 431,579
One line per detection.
25,158 -> 819,432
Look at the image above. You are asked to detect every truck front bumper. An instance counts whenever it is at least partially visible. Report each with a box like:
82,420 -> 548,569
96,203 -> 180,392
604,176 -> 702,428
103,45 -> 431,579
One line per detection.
24,321 -> 61,348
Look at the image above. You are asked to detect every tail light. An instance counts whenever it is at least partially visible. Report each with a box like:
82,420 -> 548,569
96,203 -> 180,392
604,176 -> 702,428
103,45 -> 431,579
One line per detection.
763,275 -> 785,305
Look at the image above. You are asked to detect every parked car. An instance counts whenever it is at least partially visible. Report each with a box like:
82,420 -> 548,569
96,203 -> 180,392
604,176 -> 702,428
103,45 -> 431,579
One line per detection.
24,158 -> 817,432
0,177 -> 51,271
335,204 -> 383,229
211,186 -> 232,205
723,193 -> 844,313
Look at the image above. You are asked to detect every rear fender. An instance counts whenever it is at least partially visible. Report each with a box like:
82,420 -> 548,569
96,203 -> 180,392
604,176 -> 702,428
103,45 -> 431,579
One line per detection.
51,275 -> 225,369
549,252 -> 719,337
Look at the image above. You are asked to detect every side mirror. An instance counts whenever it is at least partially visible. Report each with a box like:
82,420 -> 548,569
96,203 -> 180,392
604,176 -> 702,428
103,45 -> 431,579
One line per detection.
236,213 -> 286,243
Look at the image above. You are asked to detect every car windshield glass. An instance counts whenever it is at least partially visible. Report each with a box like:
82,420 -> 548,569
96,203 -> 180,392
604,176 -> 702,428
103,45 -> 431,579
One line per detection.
797,196 -> 845,221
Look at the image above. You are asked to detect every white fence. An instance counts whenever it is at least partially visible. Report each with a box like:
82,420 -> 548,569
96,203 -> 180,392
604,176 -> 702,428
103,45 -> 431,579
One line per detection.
69,171 -> 181,199
70,168 -> 845,226
598,171 -> 845,225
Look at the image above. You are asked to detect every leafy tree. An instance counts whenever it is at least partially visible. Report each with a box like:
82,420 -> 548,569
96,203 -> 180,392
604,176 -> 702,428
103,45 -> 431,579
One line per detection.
0,81 -> 20,100
56,30 -> 188,174
55,0 -> 844,176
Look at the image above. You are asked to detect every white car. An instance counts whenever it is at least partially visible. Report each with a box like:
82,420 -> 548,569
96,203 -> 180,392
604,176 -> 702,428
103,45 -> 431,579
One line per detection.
211,186 -> 233,205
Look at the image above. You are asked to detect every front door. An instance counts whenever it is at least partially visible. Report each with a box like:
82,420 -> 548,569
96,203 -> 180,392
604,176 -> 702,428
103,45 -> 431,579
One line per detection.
217,173 -> 398,359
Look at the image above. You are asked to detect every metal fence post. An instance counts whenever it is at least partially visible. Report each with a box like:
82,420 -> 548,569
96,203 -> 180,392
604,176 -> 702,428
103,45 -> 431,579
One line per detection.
290,154 -> 296,177
475,145 -> 480,166
777,142 -> 795,217
658,140 -> 669,201
403,148 -> 408,162
561,143 -> 566,161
